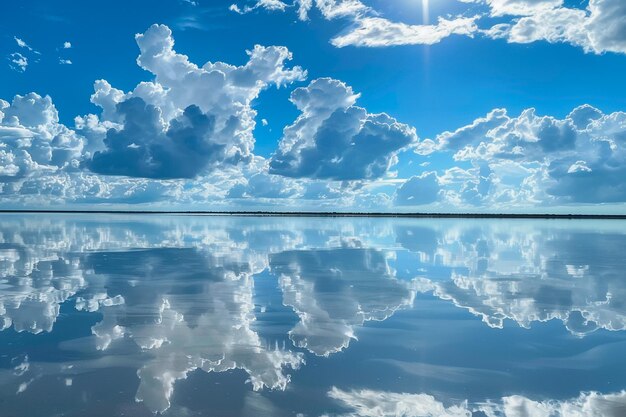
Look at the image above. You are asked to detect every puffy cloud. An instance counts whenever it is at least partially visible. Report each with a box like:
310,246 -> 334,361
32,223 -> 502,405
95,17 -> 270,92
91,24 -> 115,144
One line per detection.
417,105 -> 626,205
82,24 -> 306,179
270,78 -> 417,181
0,94 -> 179,206
0,93 -> 85,184
585,0 -> 626,54
484,0 -> 626,54
85,98 -> 225,179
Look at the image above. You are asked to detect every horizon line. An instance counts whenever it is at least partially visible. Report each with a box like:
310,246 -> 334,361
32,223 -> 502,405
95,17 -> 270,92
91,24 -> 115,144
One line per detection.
0,210 -> 625,219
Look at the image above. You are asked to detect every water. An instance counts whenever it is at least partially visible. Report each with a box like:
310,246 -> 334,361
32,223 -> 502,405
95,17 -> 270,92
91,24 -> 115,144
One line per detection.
0,214 -> 625,416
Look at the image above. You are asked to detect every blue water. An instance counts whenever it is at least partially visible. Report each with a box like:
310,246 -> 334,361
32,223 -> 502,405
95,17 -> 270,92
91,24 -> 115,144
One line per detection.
0,215 -> 625,416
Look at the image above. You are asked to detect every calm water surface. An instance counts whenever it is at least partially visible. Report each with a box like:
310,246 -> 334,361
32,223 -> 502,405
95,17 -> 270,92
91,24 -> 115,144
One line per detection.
0,214 -> 625,416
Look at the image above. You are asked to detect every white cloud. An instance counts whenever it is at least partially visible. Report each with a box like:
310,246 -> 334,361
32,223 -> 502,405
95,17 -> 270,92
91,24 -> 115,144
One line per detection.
484,0 -> 626,54
414,104 -> 626,206
80,23 -> 305,179
230,0 -> 290,14
486,0 -> 564,17
230,0 -> 626,55
296,0 -> 313,20
270,78 -> 417,180
231,0 -> 477,47
63,41 -> 72,49
8,52 -> 28,72
315,0 -> 370,19
331,15 -> 479,47
14,37 -> 30,49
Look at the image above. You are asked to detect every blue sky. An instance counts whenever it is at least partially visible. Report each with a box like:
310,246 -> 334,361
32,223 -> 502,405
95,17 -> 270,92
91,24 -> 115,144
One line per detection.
1,0 -> 626,212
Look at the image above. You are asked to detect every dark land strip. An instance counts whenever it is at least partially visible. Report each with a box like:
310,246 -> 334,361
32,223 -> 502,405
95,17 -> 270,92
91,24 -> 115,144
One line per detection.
0,210 -> 625,219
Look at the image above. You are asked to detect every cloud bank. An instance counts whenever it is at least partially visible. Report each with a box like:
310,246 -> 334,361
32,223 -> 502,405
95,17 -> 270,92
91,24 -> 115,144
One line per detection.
230,0 -> 626,54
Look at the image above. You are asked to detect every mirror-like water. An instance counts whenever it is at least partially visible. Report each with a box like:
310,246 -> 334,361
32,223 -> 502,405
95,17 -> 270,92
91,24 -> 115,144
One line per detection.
1,214 -> 625,416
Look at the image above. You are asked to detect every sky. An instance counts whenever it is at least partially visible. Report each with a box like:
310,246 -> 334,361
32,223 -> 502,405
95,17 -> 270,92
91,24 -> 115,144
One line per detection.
1,0 -> 625,212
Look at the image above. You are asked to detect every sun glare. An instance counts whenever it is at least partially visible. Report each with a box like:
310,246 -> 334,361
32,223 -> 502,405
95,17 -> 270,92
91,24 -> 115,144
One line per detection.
422,0 -> 430,24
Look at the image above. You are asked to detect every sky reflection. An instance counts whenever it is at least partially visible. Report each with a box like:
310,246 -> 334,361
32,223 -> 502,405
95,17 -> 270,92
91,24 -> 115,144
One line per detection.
0,215 -> 625,416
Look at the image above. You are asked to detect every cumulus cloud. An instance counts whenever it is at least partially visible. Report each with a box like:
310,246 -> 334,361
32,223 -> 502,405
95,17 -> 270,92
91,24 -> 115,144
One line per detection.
484,0 -> 626,54
81,24 -> 306,179
414,104 -> 626,206
85,98 -> 225,179
0,93 -> 85,183
270,78 -> 417,181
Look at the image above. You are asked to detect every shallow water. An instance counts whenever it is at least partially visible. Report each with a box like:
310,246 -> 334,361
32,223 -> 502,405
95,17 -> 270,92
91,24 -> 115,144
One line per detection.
0,214 -> 625,416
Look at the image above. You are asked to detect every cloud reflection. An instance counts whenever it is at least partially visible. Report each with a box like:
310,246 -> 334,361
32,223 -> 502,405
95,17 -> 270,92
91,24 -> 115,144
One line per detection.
271,242 -> 416,356
397,222 -> 626,336
1,216 -> 626,414
326,387 -> 626,417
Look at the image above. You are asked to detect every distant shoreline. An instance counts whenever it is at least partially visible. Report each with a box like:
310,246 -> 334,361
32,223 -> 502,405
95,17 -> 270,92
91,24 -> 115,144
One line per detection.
0,210 -> 625,219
